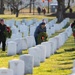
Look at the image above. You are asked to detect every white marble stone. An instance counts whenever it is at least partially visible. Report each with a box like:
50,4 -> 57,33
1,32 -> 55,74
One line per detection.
28,47 -> 40,67
54,36 -> 60,49
20,54 -> 34,74
30,25 -> 36,36
73,60 -> 75,68
54,35 -> 62,48
25,36 -> 36,48
7,41 -> 17,56
0,68 -> 13,75
13,38 -> 22,54
36,45 -> 46,62
15,21 -> 21,27
11,33 -> 22,39
41,42 -> 51,58
9,59 -> 24,75
48,38 -> 57,54
20,38 -> 28,50
72,67 -> 75,73
46,29 -> 51,38
70,73 -> 75,75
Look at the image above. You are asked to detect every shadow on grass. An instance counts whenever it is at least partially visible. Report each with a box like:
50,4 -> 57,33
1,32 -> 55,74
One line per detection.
67,57 -> 75,60
55,51 -> 65,55
59,62 -> 73,65
46,70 -> 54,72
64,48 -> 75,52
0,49 -> 28,57
0,53 -> 11,57
59,67 -> 72,70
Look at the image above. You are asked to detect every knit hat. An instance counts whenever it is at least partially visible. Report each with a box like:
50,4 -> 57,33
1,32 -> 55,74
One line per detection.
40,22 -> 45,25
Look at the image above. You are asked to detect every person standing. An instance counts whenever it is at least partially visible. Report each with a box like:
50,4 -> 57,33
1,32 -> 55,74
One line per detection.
34,22 -> 46,45
42,8 -> 46,15
0,19 -> 7,51
37,6 -> 41,15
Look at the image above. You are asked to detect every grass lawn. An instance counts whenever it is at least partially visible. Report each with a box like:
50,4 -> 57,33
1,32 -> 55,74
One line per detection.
0,14 -> 74,75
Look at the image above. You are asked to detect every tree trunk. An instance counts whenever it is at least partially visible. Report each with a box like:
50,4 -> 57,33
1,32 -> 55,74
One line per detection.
57,0 -> 65,22
30,0 -> 32,13
0,0 -> 4,14
16,9 -> 19,17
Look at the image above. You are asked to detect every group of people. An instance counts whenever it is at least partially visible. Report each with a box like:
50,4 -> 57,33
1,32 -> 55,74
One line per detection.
0,18 -> 46,51
1,18 -> 75,51
37,7 -> 46,15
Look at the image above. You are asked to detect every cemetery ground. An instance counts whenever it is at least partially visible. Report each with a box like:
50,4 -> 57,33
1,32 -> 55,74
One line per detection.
0,14 -> 75,75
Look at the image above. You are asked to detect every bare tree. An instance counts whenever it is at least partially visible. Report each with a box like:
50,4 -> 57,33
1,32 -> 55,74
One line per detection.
5,0 -> 36,17
0,0 -> 5,14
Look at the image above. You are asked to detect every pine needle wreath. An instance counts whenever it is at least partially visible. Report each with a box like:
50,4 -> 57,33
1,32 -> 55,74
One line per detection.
4,26 -> 12,38
37,32 -> 48,44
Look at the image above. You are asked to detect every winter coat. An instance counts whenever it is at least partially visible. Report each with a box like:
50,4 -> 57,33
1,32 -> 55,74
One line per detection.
0,23 -> 7,41
34,23 -> 46,38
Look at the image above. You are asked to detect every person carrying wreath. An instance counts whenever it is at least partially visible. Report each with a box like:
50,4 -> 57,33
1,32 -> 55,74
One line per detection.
34,22 -> 47,45
0,19 -> 7,51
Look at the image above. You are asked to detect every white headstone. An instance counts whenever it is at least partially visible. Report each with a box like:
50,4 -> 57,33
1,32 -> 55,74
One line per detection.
28,47 -> 40,67
70,73 -> 75,75
7,41 -> 17,56
0,68 -> 13,75
30,25 -> 36,36
9,59 -> 24,75
41,42 -> 51,58
20,38 -> 28,50
25,36 -> 36,48
36,45 -> 46,62
13,38 -> 22,54
48,38 -> 57,54
20,54 -> 34,74
73,60 -> 75,68
72,67 -> 75,73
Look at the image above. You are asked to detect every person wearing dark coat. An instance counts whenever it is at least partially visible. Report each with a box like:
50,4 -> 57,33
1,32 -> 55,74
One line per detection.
37,7 -> 41,15
0,19 -> 7,51
34,22 -> 46,45
42,8 -> 46,15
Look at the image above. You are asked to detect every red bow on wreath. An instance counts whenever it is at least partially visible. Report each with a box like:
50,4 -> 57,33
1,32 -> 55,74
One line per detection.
41,36 -> 45,41
4,26 -> 12,38
6,27 -> 10,33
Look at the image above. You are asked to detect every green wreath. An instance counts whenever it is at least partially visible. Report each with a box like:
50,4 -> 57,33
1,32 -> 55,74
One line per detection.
4,27 -> 12,38
37,32 -> 48,44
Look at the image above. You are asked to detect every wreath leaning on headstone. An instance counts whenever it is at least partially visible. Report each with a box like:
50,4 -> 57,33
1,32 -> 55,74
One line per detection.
4,26 -> 12,38
37,32 -> 48,44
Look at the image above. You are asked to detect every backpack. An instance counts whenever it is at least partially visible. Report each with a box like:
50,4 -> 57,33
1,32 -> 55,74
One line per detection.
72,25 -> 75,33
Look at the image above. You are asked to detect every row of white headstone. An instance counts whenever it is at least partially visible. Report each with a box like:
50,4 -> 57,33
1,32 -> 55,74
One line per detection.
46,18 -> 70,38
0,22 -> 72,75
5,18 -> 69,39
6,18 -> 49,38
0,54 -> 33,75
7,36 -> 36,55
6,18 -> 69,56
28,25 -> 72,67
0,24 -> 72,75
9,18 -> 61,40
